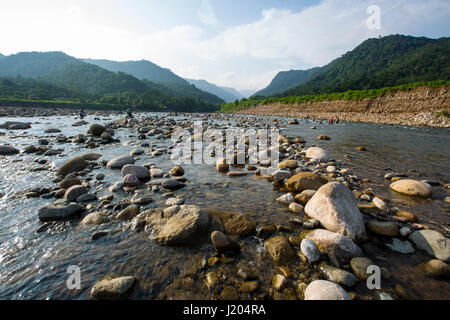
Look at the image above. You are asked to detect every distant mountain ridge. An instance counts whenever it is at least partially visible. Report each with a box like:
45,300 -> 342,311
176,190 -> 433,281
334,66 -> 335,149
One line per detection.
186,79 -> 243,102
83,58 -> 186,84
255,35 -> 450,98
254,68 -> 320,97
0,51 -> 221,111
84,58 -> 224,104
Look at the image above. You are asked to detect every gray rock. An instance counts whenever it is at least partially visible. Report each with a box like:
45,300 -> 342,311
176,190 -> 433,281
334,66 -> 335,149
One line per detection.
301,239 -> 321,263
38,202 -> 83,221
409,230 -> 450,262
306,229 -> 363,261
0,145 -> 19,155
318,262 -> 358,287
57,156 -> 87,177
90,276 -> 136,299
121,165 -> 150,180
64,185 -> 88,202
107,156 -> 135,169
147,205 -> 216,245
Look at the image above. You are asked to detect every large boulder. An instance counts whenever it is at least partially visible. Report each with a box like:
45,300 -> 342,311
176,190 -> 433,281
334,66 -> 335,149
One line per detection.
88,124 -> 106,137
389,179 -> 432,198
0,121 -> 31,130
121,165 -> 150,180
0,145 -> 20,155
57,156 -> 87,177
305,182 -> 366,241
107,155 -> 135,169
38,201 -> 83,221
306,229 -> 363,261
264,235 -> 296,264
90,276 -> 136,299
409,230 -> 450,262
304,280 -> 350,300
147,205 -> 218,246
285,172 -> 328,193
305,147 -> 330,162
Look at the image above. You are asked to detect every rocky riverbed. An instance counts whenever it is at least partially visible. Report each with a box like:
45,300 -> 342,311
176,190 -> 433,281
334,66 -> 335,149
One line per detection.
0,110 -> 449,300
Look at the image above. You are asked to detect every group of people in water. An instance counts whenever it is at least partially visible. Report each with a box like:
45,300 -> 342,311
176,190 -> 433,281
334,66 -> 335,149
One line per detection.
305,114 -> 340,124
77,107 -> 134,122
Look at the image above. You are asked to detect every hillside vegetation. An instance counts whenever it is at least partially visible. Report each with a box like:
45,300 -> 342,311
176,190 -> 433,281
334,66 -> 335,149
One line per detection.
0,52 -> 222,111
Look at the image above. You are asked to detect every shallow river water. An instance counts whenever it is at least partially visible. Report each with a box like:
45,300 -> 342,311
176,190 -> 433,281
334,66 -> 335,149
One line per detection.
0,113 -> 449,300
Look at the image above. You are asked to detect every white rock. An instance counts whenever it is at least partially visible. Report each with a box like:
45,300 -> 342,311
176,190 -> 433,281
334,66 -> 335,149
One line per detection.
305,182 -> 366,241
304,280 -> 350,300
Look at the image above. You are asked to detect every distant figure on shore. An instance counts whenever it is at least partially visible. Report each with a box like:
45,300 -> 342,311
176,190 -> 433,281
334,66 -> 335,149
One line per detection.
335,116 -> 340,124
79,108 -> 85,120
329,116 -> 334,124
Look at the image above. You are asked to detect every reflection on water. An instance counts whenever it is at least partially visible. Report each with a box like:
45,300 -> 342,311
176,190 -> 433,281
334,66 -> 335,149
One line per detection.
0,113 -> 449,299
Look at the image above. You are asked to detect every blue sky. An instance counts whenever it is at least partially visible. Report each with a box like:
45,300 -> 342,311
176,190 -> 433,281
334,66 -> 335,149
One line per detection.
0,0 -> 449,92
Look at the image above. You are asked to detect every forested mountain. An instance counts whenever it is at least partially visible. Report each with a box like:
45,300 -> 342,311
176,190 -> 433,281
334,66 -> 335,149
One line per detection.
254,68 -> 320,97
84,58 -> 224,104
278,35 -> 450,97
186,79 -> 243,102
83,59 -> 186,84
0,52 -> 221,111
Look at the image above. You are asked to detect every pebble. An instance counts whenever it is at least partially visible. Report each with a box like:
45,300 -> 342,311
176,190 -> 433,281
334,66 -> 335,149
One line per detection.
272,274 -> 287,291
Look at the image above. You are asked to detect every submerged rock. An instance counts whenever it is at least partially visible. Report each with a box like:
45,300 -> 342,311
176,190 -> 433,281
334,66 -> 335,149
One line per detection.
90,276 -> 136,299
148,205 -> 217,246
423,259 -> 450,278
211,231 -> 240,253
264,235 -> 296,264
389,179 -> 432,198
206,209 -> 256,237
305,182 -> 366,241
367,221 -> 398,237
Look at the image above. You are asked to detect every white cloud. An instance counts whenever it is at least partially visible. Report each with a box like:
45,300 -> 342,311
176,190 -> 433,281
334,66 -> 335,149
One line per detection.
198,0 -> 218,26
0,0 -> 449,91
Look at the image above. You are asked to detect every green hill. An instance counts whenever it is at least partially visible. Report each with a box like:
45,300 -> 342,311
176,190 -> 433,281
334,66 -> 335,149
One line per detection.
282,35 -> 450,96
254,68 -> 320,97
0,52 -> 220,112
84,58 -> 224,104
83,59 -> 186,84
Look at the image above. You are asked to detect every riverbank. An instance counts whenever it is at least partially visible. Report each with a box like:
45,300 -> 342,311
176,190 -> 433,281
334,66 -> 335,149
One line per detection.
0,113 -> 449,300
230,85 -> 450,128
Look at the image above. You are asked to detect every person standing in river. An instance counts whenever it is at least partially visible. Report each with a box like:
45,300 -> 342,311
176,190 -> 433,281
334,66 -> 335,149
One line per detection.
125,107 -> 133,124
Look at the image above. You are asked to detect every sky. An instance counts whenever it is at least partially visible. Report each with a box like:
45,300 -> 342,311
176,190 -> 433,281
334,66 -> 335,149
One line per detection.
0,0 -> 449,93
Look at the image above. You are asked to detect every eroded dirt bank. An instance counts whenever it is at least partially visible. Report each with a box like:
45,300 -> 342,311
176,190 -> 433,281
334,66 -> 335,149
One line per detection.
233,85 -> 450,128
